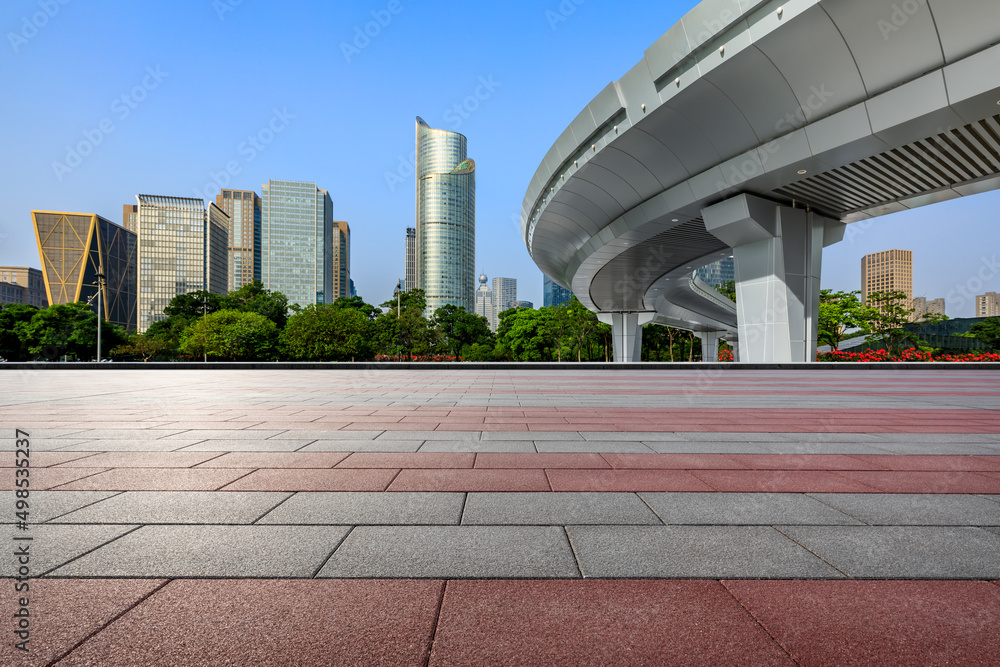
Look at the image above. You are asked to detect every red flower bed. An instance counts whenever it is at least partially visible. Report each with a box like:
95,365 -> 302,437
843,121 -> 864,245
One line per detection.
374,355 -> 460,362
718,349 -> 734,362
816,349 -> 1000,362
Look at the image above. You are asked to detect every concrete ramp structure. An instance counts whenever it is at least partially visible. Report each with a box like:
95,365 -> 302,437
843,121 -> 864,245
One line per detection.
522,0 -> 1000,362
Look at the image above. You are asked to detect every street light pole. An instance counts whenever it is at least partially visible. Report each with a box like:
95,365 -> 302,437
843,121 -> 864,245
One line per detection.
95,271 -> 105,362
395,280 -> 402,362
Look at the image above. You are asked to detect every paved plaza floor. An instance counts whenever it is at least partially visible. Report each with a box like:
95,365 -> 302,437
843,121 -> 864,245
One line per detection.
2,366 -> 999,665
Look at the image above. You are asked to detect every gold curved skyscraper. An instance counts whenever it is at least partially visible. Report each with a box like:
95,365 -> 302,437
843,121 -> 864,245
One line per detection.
415,117 -> 475,316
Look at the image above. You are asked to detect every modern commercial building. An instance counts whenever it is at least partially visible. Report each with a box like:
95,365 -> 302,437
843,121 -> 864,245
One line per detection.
404,227 -> 416,292
474,272 -> 496,330
543,277 -> 573,308
260,179 -> 333,308
133,196 -> 228,332
696,257 -> 735,289
492,277 -> 517,321
332,220 -> 351,301
32,211 -> 137,330
861,250 -> 913,308
976,292 -> 1000,317
415,117 -> 475,315
912,297 -> 945,321
123,205 -> 138,234
0,266 -> 47,308
215,189 -> 262,292
510,300 -> 534,309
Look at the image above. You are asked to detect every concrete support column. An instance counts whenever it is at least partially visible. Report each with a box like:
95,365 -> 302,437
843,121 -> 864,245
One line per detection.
696,331 -> 724,363
598,312 -> 656,362
703,194 -> 845,363
730,340 -> 740,362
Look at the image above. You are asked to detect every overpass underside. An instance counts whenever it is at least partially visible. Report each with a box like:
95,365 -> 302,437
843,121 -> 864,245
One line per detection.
522,0 -> 1000,362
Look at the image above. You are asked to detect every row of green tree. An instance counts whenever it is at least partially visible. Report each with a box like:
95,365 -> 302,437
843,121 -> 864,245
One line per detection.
2,281 -> 998,362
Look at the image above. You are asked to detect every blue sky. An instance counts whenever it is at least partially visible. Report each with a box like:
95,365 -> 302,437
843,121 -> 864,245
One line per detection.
1,0 -> 997,315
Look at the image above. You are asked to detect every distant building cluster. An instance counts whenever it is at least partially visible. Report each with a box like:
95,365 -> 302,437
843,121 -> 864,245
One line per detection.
0,266 -> 47,309
474,273 -> 521,331
25,178 -> 351,332
861,249 -> 950,321
977,292 -> 1000,317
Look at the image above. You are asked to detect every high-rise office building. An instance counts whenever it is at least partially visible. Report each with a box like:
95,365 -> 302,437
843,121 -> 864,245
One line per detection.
133,196 -> 228,332
0,266 -> 48,308
332,220 -> 351,301
861,249 -> 913,308
492,277 -> 517,322
696,256 -> 735,288
32,211 -> 137,329
260,179 -> 333,308
543,276 -> 573,308
912,297 -> 945,320
474,272 -> 495,331
123,204 -> 138,234
404,227 -> 416,292
216,189 -> 262,292
976,292 -> 1000,317
415,117 -> 475,315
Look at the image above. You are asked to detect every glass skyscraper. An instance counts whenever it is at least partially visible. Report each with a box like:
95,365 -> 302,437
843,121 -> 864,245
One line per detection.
332,220 -> 351,301
404,227 -> 416,292
32,211 -> 137,330
216,189 -> 262,292
543,276 -> 573,308
133,196 -> 228,332
260,179 -> 334,308
415,117 -> 475,315
695,256 -> 735,289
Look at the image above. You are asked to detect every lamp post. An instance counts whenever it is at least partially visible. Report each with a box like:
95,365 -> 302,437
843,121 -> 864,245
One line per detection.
395,280 -> 402,362
94,271 -> 105,362
203,295 -> 208,363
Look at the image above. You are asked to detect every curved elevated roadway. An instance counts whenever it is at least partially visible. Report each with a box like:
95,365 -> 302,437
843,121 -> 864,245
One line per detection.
522,0 -> 1000,361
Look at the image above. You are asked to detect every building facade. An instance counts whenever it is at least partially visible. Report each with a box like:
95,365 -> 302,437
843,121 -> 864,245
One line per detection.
332,220 -> 351,301
404,227 -> 416,292
696,256 -> 735,288
133,196 -> 228,332
543,276 -> 573,308
976,292 -> 1000,317
474,273 -> 495,331
261,179 -> 333,308
911,297 -> 945,321
215,189 -> 262,292
32,211 -> 137,329
492,277 -> 517,321
0,266 -> 48,308
415,117 -> 475,315
861,249 -> 913,308
510,300 -> 534,309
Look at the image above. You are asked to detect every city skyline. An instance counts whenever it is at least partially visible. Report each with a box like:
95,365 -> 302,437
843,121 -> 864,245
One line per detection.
1,1 -> 997,315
